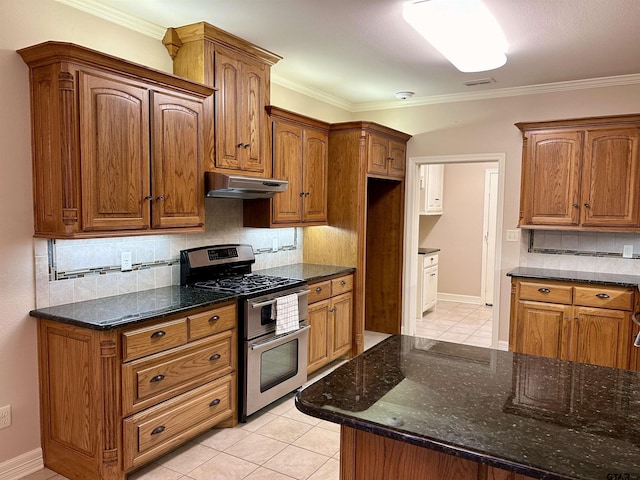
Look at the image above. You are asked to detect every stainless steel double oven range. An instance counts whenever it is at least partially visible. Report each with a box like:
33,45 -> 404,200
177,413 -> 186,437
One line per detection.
181,244 -> 309,421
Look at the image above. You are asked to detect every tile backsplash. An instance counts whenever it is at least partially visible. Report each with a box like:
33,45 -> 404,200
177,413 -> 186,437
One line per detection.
34,199 -> 303,308
520,230 -> 640,274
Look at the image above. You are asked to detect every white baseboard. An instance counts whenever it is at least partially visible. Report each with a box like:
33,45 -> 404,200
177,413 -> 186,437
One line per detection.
437,293 -> 482,305
497,340 -> 509,351
0,449 -> 43,480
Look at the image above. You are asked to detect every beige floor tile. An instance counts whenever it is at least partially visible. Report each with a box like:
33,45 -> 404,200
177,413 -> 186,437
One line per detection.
262,445 -> 330,480
196,427 -> 249,451
465,337 -> 493,348
266,395 -> 296,416
156,442 -> 219,474
244,467 -> 297,479
292,426 -> 340,457
447,325 -> 480,335
437,331 -> 471,343
128,463 -> 183,480
224,432 -> 288,465
316,420 -> 340,433
255,416 -> 314,443
18,469 -> 60,480
241,411 -> 279,432
187,452 -> 258,480
281,404 -> 322,425
307,458 -> 340,480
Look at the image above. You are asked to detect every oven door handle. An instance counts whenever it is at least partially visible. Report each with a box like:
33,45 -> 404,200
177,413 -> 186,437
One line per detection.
250,325 -> 310,351
250,289 -> 310,309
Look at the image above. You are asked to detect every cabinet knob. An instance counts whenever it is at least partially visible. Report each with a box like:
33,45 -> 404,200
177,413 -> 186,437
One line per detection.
595,293 -> 610,299
208,315 -> 220,323
150,330 -> 166,339
150,374 -> 165,383
144,195 -> 153,201
572,203 -> 579,208
243,143 -> 251,149
237,143 -> 246,148
300,192 -> 305,197
150,425 -> 165,436
209,398 -> 221,407
584,203 -> 591,208
537,288 -> 551,293
386,157 -> 394,162
329,307 -> 337,313
315,287 -> 322,293
156,195 -> 165,201
304,192 -> 310,197
340,280 -> 346,286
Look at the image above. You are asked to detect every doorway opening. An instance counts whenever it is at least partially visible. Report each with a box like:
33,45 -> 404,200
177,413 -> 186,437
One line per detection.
403,153 -> 506,349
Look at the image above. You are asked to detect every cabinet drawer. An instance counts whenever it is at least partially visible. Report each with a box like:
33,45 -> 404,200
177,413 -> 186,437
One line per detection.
309,280 -> 332,303
123,374 -> 234,471
122,318 -> 188,362
573,286 -> 635,311
122,330 -> 235,415
423,253 -> 439,267
331,275 -> 353,295
188,303 -> 237,341
518,281 -> 573,304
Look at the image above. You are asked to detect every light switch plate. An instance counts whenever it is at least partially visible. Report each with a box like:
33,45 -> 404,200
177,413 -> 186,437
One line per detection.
506,230 -> 520,242
622,245 -> 633,258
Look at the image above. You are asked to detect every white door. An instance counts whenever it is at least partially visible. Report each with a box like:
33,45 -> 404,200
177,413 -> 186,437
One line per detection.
481,169 -> 499,305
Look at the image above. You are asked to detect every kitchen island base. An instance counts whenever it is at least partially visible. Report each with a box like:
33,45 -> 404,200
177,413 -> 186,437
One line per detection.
340,426 -> 534,480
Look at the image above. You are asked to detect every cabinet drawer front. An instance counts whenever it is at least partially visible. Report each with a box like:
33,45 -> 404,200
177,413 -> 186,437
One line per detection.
423,254 -> 439,267
188,303 -> 237,341
309,280 -> 332,303
331,275 -> 353,295
123,375 -> 234,471
123,319 -> 188,362
122,331 -> 234,415
573,286 -> 634,311
518,282 -> 573,304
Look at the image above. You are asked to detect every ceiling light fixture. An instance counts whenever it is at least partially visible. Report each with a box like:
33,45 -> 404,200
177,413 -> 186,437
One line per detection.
395,91 -> 415,100
402,0 -> 507,73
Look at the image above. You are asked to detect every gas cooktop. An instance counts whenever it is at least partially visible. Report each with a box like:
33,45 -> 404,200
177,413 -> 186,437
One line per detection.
193,273 -> 302,295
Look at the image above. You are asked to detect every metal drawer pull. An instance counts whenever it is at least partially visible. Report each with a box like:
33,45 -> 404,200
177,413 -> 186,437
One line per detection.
209,353 -> 221,361
150,374 -> 165,383
251,290 -> 310,308
537,288 -> 551,293
209,399 -> 221,407
595,293 -> 610,299
340,280 -> 346,286
150,330 -> 166,339
329,307 -> 337,313
208,315 -> 220,323
633,312 -> 640,347
315,287 -> 322,293
150,425 -> 165,435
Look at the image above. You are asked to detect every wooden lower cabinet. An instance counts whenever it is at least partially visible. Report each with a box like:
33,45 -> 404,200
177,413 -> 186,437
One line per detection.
35,302 -> 237,480
307,274 -> 353,374
510,278 -> 637,369
340,426 -> 535,480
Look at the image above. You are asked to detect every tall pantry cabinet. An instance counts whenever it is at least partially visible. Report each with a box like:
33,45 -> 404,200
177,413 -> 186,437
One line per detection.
304,122 -> 411,354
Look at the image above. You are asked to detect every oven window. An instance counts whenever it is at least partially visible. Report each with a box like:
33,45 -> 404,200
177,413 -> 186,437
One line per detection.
260,339 -> 299,392
260,305 -> 274,326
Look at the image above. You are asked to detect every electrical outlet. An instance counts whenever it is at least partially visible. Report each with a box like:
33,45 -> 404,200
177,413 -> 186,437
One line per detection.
121,252 -> 132,271
622,245 -> 633,259
0,405 -> 11,429
272,238 -> 278,252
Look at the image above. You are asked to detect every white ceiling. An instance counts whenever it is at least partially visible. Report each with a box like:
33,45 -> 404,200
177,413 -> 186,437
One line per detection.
61,0 -> 640,111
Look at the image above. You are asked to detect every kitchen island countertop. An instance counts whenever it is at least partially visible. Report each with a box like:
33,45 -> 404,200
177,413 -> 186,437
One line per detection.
296,335 -> 640,480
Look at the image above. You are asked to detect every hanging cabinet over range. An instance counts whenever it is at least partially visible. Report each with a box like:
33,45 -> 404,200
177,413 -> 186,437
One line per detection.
244,106 -> 330,227
18,41 -> 214,238
163,22 -> 281,178
516,114 -> 640,231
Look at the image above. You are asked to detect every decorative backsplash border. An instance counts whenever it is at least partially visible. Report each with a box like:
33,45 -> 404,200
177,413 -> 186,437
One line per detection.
528,230 -> 640,259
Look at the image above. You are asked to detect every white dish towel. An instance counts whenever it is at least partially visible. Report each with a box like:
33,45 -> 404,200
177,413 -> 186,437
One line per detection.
273,293 -> 300,335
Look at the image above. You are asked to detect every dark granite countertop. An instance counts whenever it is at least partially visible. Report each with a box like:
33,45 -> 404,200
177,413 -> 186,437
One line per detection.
255,263 -> 355,283
507,267 -> 640,288
418,247 -> 440,255
296,335 -> 640,480
29,286 -> 237,330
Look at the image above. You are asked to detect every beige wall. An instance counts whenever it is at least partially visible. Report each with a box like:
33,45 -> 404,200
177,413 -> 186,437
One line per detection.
0,0 -> 173,464
419,162 -> 497,298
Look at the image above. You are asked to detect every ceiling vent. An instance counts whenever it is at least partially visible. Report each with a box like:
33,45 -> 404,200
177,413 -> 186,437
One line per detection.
462,77 -> 496,86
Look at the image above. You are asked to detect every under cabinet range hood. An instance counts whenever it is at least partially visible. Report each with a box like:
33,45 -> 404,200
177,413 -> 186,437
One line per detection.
205,172 -> 288,199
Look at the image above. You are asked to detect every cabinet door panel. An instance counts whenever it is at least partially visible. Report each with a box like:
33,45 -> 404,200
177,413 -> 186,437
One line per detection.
272,120 -> 303,223
367,134 -> 389,175
524,132 -> 582,226
388,140 -> 406,178
243,61 -> 267,173
572,307 -> 631,368
79,71 -> 150,231
308,300 -> 330,373
515,301 -> 571,359
330,292 -> 353,360
581,128 -> 640,227
215,50 -> 241,170
303,129 -> 328,222
151,90 -> 204,228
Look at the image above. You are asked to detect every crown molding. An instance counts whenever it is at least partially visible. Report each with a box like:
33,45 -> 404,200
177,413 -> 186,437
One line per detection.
55,0 -> 166,39
270,73 -> 354,112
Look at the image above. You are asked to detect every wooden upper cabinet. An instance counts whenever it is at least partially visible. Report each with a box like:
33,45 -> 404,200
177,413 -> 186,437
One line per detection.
163,22 -> 281,178
18,41 -> 213,238
517,115 -> 640,231
243,107 -> 329,227
366,133 -> 406,179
